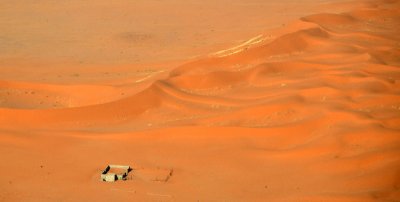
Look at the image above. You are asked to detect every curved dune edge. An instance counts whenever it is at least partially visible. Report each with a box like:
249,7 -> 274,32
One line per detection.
0,0 -> 399,130
1,0 -> 400,201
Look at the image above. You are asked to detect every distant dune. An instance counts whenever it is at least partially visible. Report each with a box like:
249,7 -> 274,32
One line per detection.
1,0 -> 399,201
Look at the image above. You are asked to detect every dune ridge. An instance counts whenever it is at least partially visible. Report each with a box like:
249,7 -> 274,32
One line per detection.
0,0 -> 400,201
1,1 -> 399,130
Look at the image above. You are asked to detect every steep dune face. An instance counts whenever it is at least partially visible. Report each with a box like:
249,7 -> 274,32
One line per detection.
2,1 -> 399,130
1,0 -> 400,201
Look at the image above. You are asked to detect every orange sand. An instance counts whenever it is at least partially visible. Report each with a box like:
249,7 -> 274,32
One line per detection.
1,0 -> 400,201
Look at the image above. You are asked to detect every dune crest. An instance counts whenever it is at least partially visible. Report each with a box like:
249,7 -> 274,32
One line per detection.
1,0 -> 399,201
1,1 -> 399,130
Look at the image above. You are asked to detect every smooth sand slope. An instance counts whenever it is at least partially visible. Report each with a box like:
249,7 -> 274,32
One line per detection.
0,0 -> 355,69
1,0 -> 400,201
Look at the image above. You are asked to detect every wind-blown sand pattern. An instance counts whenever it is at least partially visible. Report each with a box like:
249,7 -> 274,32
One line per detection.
0,0 -> 400,201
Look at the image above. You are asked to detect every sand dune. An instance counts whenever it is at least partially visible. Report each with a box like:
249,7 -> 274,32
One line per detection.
1,0 -> 400,201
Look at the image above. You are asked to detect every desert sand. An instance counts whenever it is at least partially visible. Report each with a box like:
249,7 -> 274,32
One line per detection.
1,0 -> 400,201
